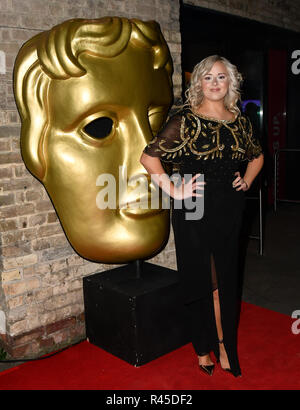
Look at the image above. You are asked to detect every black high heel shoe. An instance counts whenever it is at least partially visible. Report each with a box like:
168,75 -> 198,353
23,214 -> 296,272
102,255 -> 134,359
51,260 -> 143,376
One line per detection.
217,340 -> 242,377
217,339 -> 232,374
199,363 -> 215,376
198,353 -> 215,376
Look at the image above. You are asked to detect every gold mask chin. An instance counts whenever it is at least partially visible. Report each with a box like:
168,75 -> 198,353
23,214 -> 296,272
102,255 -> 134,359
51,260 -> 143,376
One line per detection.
13,17 -> 173,263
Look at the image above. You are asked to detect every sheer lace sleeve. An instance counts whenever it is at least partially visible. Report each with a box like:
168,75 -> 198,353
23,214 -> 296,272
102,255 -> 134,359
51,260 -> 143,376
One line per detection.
143,114 -> 185,164
245,116 -> 263,161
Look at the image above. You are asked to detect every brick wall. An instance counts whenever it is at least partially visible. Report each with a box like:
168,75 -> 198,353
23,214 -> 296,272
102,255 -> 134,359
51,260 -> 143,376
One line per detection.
0,0 -> 180,358
1,0 -> 299,359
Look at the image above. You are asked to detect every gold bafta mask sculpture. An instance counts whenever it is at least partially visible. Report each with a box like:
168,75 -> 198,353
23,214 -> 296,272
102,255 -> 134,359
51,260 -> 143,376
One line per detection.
14,17 -> 173,263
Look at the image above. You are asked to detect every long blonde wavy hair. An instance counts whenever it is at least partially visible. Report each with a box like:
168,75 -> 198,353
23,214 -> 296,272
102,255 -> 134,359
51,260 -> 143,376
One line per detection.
184,55 -> 243,116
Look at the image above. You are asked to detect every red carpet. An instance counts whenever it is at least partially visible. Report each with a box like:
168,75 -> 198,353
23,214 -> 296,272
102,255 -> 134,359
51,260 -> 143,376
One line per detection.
0,302 -> 299,390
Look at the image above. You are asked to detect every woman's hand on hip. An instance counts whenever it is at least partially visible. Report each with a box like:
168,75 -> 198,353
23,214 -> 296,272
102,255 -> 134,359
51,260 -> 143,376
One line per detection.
173,173 -> 206,200
232,171 -> 249,191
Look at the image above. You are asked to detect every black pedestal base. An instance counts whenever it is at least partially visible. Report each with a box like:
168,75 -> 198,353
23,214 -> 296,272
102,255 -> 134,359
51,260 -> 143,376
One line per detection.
83,262 -> 188,366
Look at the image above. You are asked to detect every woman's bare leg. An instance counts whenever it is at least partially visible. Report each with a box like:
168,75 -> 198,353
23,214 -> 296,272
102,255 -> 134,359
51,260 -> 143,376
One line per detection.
198,353 -> 214,366
213,289 -> 230,369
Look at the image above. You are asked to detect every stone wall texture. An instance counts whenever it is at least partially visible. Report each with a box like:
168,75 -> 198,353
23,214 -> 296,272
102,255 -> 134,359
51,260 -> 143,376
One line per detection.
0,0 -> 299,358
0,0 -> 181,358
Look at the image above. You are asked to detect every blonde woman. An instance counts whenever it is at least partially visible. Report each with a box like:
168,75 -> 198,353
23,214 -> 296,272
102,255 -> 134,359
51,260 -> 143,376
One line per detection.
140,55 -> 264,377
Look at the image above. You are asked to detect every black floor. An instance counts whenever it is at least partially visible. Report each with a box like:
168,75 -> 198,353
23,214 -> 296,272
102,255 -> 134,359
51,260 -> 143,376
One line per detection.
0,200 -> 299,374
241,200 -> 300,316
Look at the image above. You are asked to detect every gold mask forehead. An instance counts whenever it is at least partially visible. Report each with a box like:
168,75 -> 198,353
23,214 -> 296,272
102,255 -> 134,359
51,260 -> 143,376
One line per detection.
13,17 -> 174,263
14,17 -> 173,180
37,17 -> 173,79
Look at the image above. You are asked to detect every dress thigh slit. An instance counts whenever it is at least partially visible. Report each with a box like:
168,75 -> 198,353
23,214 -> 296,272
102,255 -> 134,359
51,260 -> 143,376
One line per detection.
210,223 -> 242,376
210,252 -> 218,291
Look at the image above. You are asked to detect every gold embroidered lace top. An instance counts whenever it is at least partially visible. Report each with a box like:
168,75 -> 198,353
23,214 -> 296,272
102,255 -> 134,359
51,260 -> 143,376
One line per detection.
143,107 -> 263,182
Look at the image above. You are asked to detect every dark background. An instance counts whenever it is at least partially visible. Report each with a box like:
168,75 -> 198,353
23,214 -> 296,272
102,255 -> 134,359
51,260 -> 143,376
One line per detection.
180,3 -> 300,201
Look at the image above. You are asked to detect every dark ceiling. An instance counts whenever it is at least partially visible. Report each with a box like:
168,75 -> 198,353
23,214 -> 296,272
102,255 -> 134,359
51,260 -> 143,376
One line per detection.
180,3 -> 300,72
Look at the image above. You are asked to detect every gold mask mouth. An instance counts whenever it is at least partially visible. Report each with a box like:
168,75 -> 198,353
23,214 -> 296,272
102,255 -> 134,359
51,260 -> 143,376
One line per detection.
120,207 -> 165,218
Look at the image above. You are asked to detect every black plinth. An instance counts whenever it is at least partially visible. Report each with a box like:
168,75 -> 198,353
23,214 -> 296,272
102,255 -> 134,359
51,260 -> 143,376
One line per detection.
82,261 -> 189,366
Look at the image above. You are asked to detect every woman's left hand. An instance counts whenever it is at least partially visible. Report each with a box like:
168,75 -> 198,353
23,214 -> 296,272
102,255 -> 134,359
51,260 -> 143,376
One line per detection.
232,171 -> 249,191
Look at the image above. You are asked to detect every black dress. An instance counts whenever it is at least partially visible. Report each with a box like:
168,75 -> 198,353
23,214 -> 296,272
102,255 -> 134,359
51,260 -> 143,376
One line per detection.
143,106 -> 263,377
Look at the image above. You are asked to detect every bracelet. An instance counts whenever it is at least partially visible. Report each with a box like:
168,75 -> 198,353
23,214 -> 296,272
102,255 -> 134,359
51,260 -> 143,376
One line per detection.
244,180 -> 249,190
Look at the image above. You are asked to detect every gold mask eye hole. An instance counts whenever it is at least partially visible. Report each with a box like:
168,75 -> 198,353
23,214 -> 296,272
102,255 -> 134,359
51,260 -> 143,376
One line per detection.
83,117 -> 113,139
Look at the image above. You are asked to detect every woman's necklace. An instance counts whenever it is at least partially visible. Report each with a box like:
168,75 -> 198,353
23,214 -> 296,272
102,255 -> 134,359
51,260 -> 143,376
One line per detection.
192,109 -> 237,124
